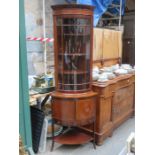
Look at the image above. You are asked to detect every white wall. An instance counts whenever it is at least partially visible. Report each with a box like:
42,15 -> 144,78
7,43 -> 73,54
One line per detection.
24,0 -> 67,75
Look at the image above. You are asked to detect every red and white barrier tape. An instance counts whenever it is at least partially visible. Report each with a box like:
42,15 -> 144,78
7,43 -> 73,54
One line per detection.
27,37 -> 54,42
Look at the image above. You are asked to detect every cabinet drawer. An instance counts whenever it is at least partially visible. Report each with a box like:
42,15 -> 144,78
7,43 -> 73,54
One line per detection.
113,85 -> 134,104
93,84 -> 115,98
117,78 -> 131,88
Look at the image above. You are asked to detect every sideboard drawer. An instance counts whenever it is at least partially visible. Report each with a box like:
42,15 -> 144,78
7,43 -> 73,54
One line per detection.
93,84 -> 115,98
113,84 -> 134,104
117,78 -> 131,88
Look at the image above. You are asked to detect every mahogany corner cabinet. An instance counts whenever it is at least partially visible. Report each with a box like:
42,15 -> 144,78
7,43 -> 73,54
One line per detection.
50,4 -> 97,150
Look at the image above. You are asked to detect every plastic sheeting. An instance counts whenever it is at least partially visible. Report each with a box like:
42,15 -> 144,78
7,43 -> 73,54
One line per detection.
66,0 -> 126,26
106,0 -> 126,16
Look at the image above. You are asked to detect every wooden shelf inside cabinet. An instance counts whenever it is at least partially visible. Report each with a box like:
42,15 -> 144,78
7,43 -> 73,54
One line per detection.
63,33 -> 90,36
57,24 -> 90,27
58,70 -> 88,74
59,53 -> 87,56
57,83 -> 90,92
58,82 -> 90,86
57,88 -> 91,93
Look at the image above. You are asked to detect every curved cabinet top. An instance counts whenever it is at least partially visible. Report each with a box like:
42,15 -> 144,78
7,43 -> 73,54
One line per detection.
51,4 -> 94,16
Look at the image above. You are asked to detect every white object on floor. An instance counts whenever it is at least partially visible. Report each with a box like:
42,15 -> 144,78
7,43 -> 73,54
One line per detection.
126,153 -> 134,155
127,132 -> 135,154
39,117 -> 48,153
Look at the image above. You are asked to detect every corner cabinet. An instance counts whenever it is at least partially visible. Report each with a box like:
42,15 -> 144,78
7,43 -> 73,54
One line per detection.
51,5 -> 97,149
53,6 -> 93,92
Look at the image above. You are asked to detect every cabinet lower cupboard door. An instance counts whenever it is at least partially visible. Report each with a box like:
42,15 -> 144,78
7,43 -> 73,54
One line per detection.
52,98 -> 75,124
52,95 -> 97,126
76,98 -> 96,122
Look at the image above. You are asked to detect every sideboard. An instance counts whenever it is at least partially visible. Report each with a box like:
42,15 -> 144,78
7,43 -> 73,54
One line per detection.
80,73 -> 135,145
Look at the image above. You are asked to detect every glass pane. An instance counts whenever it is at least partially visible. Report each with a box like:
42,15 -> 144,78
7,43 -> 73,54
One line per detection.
57,25 -> 63,52
85,26 -> 91,85
56,17 -> 91,92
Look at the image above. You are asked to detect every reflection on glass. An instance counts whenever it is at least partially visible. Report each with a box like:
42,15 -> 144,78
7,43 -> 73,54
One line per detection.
57,17 -> 91,91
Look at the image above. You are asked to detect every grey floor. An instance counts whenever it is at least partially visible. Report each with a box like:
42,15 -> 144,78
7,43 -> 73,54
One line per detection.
38,117 -> 135,155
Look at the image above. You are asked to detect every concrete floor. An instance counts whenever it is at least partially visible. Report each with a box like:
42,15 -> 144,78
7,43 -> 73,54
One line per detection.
38,117 -> 135,155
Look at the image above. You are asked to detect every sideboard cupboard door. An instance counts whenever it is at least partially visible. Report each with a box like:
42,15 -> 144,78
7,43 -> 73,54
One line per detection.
113,84 -> 134,104
112,84 -> 134,127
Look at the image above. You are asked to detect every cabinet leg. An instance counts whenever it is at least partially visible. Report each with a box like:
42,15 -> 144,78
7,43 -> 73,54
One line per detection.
93,121 -> 96,149
109,131 -> 113,137
51,139 -> 54,152
51,121 -> 55,151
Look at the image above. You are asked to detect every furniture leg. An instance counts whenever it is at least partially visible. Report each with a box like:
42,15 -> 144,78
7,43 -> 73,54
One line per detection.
51,120 -> 55,151
41,95 -> 50,108
93,121 -> 96,149
36,98 -> 41,109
